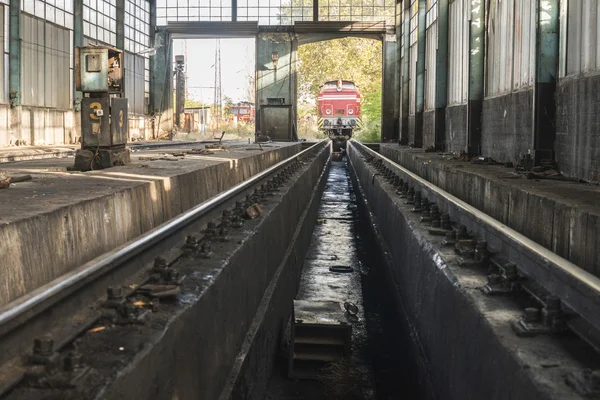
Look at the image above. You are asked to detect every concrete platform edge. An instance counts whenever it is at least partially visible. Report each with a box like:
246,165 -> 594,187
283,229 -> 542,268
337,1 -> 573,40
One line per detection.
0,144 -> 301,307
348,146 -> 582,400
378,144 -> 600,278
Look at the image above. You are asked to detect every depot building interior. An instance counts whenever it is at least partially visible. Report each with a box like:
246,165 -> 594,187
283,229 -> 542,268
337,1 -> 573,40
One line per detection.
2,1 -> 600,399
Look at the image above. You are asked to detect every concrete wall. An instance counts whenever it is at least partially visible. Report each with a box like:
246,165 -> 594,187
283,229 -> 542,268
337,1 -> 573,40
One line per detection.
481,89 -> 533,163
556,73 -> 600,183
0,105 -> 77,146
81,145 -> 330,400
408,114 -> 416,146
348,145 -> 589,400
0,106 -> 155,146
423,109 -> 435,148
0,145 -> 301,307
129,115 -> 154,141
445,104 -> 467,154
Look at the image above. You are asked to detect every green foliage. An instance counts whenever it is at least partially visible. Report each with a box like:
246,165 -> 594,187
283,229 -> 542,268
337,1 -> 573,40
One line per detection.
353,88 -> 382,142
298,38 -> 382,101
184,98 -> 206,108
298,37 -> 382,142
361,89 -> 382,122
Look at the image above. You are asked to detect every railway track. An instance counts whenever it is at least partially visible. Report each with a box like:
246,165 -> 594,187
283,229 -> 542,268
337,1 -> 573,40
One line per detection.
0,140 -> 328,397
349,140 -> 600,356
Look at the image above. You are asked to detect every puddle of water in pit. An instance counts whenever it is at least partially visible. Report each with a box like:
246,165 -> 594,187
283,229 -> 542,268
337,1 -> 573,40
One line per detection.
266,160 -> 426,400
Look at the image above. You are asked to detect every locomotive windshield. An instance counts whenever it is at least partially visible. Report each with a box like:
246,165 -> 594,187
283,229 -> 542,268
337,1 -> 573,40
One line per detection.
322,81 -> 356,90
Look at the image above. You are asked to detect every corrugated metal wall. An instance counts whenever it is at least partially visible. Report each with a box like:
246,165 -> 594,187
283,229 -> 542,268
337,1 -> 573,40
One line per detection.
512,0 -> 535,90
425,0 -> 438,111
447,0 -> 468,105
564,0 -> 600,76
125,52 -> 146,116
486,0 -> 514,96
486,0 -> 535,96
409,0 -> 418,115
21,13 -> 71,109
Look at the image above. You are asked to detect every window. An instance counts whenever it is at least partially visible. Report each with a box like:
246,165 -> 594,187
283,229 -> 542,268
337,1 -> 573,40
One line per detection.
83,0 -> 117,46
21,5 -> 73,109
156,0 -> 233,25
125,0 -> 151,115
237,0 -> 312,25
22,0 -> 74,30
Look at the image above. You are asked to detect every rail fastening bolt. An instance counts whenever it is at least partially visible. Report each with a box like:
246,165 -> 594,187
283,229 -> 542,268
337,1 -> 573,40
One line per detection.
504,263 -> 518,280
546,296 -> 561,311
64,352 -> 82,371
107,286 -> 124,300
33,337 -> 54,356
524,307 -> 541,323
186,235 -> 198,244
154,256 -> 167,269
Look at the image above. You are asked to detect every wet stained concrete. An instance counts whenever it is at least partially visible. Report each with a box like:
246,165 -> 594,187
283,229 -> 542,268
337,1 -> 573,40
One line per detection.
266,160 -> 425,400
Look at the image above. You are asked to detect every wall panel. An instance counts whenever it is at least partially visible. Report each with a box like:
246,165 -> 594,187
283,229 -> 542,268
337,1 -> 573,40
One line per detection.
425,0 -> 437,111
448,0 -> 468,105
486,0 -> 514,96
564,0 -> 600,76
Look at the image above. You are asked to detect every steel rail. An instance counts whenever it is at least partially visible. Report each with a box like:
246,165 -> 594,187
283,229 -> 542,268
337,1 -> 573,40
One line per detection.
350,140 -> 600,333
0,140 -> 327,333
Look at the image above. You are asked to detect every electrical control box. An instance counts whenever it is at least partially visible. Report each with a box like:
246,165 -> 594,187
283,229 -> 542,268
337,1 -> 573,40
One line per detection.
74,45 -> 129,170
75,46 -> 124,94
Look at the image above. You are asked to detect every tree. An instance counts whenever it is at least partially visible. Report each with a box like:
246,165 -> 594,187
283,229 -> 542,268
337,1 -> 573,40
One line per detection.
184,98 -> 206,108
223,96 -> 234,117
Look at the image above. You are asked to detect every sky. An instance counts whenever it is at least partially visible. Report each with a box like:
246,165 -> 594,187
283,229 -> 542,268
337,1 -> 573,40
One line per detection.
173,38 -> 255,105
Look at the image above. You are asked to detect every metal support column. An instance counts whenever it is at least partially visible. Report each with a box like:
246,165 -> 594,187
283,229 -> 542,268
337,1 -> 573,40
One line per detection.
467,0 -> 485,156
73,0 -> 83,110
232,0 -> 237,22
150,28 -> 173,137
532,0 -> 559,165
313,0 -> 319,21
382,37 -> 399,142
414,0 -> 427,148
9,0 -> 21,106
400,2 -> 410,145
434,0 -> 449,151
116,0 -> 125,50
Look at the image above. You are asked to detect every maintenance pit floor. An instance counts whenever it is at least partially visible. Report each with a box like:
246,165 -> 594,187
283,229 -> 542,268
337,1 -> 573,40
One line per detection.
266,160 -> 426,400
0,141 -> 301,308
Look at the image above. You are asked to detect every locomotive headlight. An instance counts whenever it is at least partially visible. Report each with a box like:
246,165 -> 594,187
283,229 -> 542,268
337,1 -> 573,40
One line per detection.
350,119 -> 356,126
348,109 -> 354,115
325,109 -> 332,115
324,119 -> 330,126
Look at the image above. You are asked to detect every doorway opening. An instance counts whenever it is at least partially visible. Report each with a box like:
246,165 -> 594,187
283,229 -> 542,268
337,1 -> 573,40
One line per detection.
296,37 -> 382,143
172,38 -> 256,141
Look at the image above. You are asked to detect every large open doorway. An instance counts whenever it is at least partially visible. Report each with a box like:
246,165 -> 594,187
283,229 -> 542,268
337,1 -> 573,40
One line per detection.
172,38 -> 256,141
296,37 -> 383,143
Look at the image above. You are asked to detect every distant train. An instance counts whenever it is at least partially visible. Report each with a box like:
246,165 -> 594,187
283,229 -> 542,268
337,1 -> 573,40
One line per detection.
229,102 -> 255,122
317,80 -> 361,150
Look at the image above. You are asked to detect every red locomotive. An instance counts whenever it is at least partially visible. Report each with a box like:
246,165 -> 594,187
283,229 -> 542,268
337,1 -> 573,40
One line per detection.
229,102 -> 255,122
317,80 -> 361,143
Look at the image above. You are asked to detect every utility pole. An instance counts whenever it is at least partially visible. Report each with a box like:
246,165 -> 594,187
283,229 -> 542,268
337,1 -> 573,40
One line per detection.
183,39 -> 188,103
175,55 -> 185,130
213,39 -> 222,130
